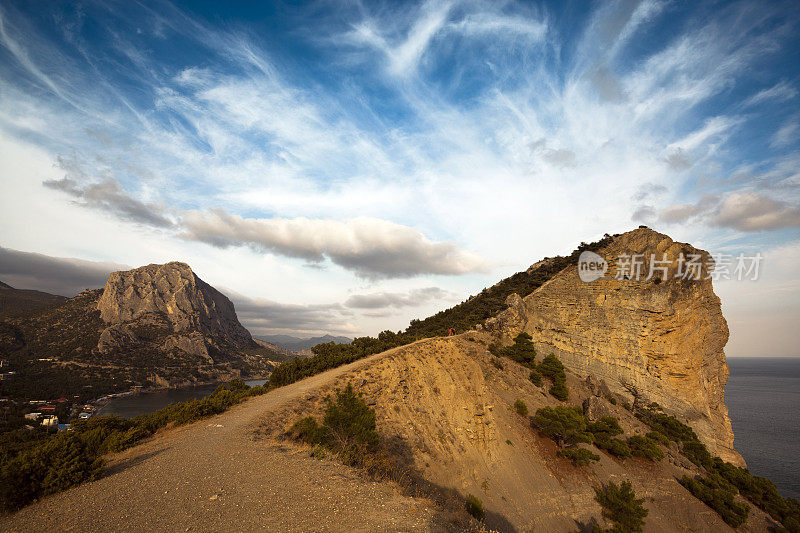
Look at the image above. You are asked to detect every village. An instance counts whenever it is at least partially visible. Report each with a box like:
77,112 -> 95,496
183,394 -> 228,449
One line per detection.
0,358 -> 143,432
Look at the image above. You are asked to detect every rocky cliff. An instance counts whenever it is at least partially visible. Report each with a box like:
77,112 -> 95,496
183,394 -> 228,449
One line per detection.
0,262 -> 280,401
486,227 -> 742,465
96,262 -> 253,360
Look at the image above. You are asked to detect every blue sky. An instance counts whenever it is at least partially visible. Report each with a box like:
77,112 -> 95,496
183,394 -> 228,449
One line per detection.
0,0 -> 798,355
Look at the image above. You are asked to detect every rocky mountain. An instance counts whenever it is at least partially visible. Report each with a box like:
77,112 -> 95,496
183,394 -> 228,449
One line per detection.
0,281 -> 67,319
96,262 -> 254,360
0,262 -> 282,401
485,227 -> 742,465
258,333 -> 352,352
4,228 -> 792,532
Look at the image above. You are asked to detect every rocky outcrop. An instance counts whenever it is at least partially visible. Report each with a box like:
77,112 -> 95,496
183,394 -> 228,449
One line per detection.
488,227 -> 743,465
96,262 -> 254,359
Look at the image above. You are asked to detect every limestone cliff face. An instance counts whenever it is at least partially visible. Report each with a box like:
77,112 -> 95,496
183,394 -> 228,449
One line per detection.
96,262 -> 254,359
488,228 -> 743,465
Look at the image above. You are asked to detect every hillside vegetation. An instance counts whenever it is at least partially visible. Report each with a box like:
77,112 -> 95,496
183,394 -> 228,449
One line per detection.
268,235 -> 613,388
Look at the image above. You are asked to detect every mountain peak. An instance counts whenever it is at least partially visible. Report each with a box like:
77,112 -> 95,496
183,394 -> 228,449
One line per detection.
96,261 -> 254,357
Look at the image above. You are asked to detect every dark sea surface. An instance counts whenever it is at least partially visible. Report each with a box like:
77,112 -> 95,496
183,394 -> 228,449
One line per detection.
95,379 -> 267,419
726,357 -> 800,500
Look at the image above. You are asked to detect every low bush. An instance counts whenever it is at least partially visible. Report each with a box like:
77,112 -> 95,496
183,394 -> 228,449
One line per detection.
539,354 -> 569,401
637,403 -> 800,530
593,480 -> 649,533
514,399 -> 529,417
529,369 -> 542,386
549,381 -> 569,401
558,447 -> 600,466
292,383 -> 381,469
532,406 -> 592,446
596,437 -> 632,459
627,435 -> 664,462
491,358 -> 504,370
0,431 -> 103,512
711,458 -> 800,531
587,417 -> 623,441
682,439 -> 712,469
465,494 -> 485,521
635,406 -> 697,444
586,416 -> 631,459
646,430 -> 670,446
679,474 -> 749,528
501,333 -> 537,367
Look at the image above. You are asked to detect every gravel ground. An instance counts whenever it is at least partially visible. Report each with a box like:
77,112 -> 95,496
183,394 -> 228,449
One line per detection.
0,350 -> 446,533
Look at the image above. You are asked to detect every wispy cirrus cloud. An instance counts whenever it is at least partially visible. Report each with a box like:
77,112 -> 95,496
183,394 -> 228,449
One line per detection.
743,81 -> 798,107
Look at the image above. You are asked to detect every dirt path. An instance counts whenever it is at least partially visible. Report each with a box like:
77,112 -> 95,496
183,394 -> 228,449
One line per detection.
1,349 -> 444,532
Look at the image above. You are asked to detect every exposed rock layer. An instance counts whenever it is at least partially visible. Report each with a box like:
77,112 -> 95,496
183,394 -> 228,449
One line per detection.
488,227 -> 743,465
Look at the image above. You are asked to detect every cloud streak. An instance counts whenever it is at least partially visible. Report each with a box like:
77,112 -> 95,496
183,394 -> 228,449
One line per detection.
179,209 -> 490,279
344,287 -> 452,309
657,192 -> 800,232
0,246 -> 126,296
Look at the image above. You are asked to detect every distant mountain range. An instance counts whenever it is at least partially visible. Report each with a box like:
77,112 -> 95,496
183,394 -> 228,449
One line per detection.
257,334 -> 352,352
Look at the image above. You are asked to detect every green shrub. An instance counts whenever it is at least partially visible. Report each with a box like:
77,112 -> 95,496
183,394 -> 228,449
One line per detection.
711,458 -> 800,531
539,354 -> 566,382
596,437 -> 632,459
292,383 -> 380,468
627,435 -> 664,462
532,406 -> 592,446
539,354 -> 568,401
501,333 -> 537,367
594,480 -> 649,533
0,432 -> 103,512
514,399 -> 529,417
587,417 -> 623,440
549,381 -> 569,401
558,447 -> 600,466
682,439 -> 712,469
646,430 -> 670,446
529,369 -> 542,386
586,416 -> 631,459
679,474 -> 749,528
465,494 -> 485,521
323,384 -> 380,451
291,416 -> 328,445
635,407 -> 697,443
